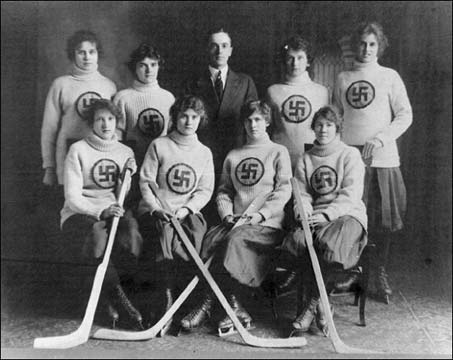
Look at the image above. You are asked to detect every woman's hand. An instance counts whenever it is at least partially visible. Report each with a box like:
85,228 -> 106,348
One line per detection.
101,203 -> 125,220
175,207 -> 190,221
43,167 -> 57,186
362,138 -> 383,162
308,213 -> 329,227
153,209 -> 173,222
245,212 -> 264,225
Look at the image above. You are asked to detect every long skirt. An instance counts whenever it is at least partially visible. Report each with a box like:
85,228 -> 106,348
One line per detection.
62,211 -> 142,278
202,224 -> 284,288
280,215 -> 367,271
364,167 -> 407,233
138,212 -> 207,263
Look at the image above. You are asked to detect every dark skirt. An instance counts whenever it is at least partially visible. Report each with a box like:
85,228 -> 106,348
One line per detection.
202,224 -> 284,288
138,212 -> 207,262
280,215 -> 367,271
61,211 -> 142,276
364,167 -> 407,232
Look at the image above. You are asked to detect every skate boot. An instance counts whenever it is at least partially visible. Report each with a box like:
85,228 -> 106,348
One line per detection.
292,297 -> 318,332
159,287 -> 174,337
315,302 -> 334,337
218,294 -> 253,337
180,293 -> 214,331
99,294 -> 119,329
375,266 -> 392,304
112,284 -> 145,330
275,269 -> 298,297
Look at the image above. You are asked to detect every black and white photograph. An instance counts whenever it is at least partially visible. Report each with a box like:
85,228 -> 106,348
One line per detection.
1,1 -> 451,358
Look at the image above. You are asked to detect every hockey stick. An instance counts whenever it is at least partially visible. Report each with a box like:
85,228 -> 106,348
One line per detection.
151,182 -> 306,348
33,159 -> 135,349
291,177 -> 377,354
91,188 -> 266,341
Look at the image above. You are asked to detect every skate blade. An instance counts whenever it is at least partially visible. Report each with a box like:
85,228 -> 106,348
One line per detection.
218,321 -> 254,337
159,319 -> 173,337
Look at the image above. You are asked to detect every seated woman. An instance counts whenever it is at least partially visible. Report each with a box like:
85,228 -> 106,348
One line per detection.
137,95 -> 214,332
280,105 -> 368,335
180,100 -> 292,335
61,99 -> 143,329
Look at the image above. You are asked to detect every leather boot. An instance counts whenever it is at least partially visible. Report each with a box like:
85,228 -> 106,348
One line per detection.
180,293 -> 214,330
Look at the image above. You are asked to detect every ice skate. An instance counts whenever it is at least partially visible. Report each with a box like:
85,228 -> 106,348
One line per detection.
159,287 -> 174,336
112,284 -> 145,330
375,266 -> 392,304
315,302 -> 334,337
180,293 -> 213,331
292,297 -> 318,332
218,294 -> 253,337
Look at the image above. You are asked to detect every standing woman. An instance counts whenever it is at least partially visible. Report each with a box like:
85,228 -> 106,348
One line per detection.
281,106 -> 368,335
333,22 -> 412,303
266,35 -> 329,170
114,43 -> 175,167
61,99 -> 144,330
41,30 -> 117,189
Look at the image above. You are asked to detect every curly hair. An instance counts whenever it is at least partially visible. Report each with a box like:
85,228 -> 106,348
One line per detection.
126,43 -> 164,75
169,95 -> 208,132
66,30 -> 103,61
311,106 -> 343,134
85,99 -> 123,128
350,21 -> 389,58
278,35 -> 313,65
240,100 -> 272,125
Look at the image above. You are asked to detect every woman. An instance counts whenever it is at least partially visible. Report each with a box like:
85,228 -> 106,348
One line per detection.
333,22 -> 412,303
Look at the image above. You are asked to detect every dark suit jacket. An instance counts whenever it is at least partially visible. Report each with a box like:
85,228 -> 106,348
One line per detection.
185,68 -> 258,178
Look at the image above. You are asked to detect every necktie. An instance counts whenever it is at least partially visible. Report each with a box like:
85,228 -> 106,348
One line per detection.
214,70 -> 223,101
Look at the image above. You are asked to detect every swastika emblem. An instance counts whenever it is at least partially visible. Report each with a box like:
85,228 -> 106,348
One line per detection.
166,163 -> 197,194
282,95 -> 312,123
346,80 -> 375,109
75,91 -> 102,119
137,108 -> 165,138
235,157 -> 265,186
91,159 -> 120,189
310,166 -> 338,196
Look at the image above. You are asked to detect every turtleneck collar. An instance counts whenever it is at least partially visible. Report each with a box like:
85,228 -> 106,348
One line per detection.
285,71 -> 311,85
132,79 -> 160,92
353,59 -> 379,71
245,132 -> 271,146
71,63 -> 100,80
86,132 -> 119,152
169,130 -> 198,147
310,134 -> 343,157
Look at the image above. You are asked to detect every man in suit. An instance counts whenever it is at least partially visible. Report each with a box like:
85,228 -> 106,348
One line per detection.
185,28 -> 258,186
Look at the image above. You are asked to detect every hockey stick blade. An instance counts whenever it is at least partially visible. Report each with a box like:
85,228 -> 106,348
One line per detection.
291,178 -> 378,354
92,187 -> 270,341
150,182 -> 306,348
34,162 -> 134,349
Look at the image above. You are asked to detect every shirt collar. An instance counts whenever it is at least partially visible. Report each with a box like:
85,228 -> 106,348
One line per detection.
209,65 -> 228,88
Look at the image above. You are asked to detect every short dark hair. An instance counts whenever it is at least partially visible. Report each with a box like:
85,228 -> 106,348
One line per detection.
169,95 -> 208,132
127,43 -> 164,75
85,99 -> 123,128
350,21 -> 388,58
66,30 -> 104,61
278,35 -> 313,64
240,100 -> 272,125
311,106 -> 343,133
206,27 -> 232,46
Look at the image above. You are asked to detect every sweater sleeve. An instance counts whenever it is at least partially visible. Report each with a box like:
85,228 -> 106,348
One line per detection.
113,92 -> 126,139
258,148 -> 292,221
293,155 -> 314,217
64,146 -> 105,219
216,156 -> 235,220
332,73 -> 345,116
139,141 -> 161,213
321,148 -> 365,221
183,148 -> 215,214
41,79 -> 62,169
374,71 -> 413,145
